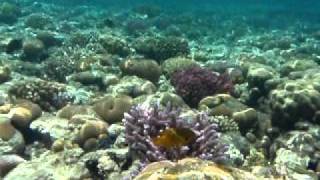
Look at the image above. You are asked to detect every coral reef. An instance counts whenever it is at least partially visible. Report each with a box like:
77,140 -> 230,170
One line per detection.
0,1 -> 320,179
171,66 -> 234,108
123,104 -> 229,164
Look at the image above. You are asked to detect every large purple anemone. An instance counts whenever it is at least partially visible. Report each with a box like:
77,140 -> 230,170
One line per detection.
123,103 -> 229,164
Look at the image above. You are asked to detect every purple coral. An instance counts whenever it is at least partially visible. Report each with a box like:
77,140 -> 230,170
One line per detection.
170,66 -> 234,108
123,103 -> 228,164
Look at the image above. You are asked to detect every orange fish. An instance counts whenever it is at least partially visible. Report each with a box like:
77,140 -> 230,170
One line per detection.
152,128 -> 196,149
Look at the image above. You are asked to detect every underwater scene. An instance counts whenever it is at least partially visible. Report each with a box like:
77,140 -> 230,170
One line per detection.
1,0 -> 320,179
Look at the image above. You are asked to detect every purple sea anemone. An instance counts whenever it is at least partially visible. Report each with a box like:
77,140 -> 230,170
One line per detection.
123,103 -> 228,164
170,66 -> 234,108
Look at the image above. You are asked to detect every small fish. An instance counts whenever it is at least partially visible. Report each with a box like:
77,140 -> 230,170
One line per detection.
152,128 -> 196,149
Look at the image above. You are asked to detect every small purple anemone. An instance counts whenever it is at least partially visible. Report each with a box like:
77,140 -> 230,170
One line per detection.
123,103 -> 229,164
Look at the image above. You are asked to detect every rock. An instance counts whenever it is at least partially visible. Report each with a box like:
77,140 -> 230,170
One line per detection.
107,76 -> 157,97
93,95 -> 133,124
36,31 -> 60,48
270,69 -> 320,129
25,13 -> 51,29
134,36 -> 189,62
162,57 -> 199,77
68,71 -> 104,86
280,59 -> 318,76
0,2 -> 21,24
199,94 -> 262,133
99,35 -> 130,57
120,59 -> 162,83
232,108 -> 258,131
246,63 -> 277,90
270,126 -> 320,167
0,155 -> 26,177
0,114 -> 16,141
22,39 -> 45,61
10,101 -> 42,129
30,114 -> 71,144
135,158 -> 258,180
57,105 -> 98,120
0,66 -> 10,84
6,38 -> 22,53
5,148 -> 90,180
81,148 -> 130,179
0,114 -> 25,155
274,148 -> 316,179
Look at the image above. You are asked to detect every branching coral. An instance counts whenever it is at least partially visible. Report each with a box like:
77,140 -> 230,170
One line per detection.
123,104 -> 228,164
170,66 -> 234,108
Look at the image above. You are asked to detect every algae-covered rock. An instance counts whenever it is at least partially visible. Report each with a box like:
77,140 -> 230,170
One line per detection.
0,132 -> 24,156
270,69 -> 320,129
0,155 -> 26,177
92,95 -> 133,124
246,63 -> 277,90
81,148 -> 131,179
25,13 -> 52,29
30,114 -> 71,143
134,36 -> 189,62
161,57 -> 199,77
274,148 -> 316,180
68,71 -> 104,86
57,105 -> 98,120
135,158 -> 258,180
107,76 -> 157,97
5,148 -> 90,180
280,59 -> 318,76
0,2 -> 21,24
22,39 -> 46,61
0,66 -> 10,84
120,59 -> 162,83
10,101 -> 42,129
199,94 -> 259,133
99,35 -> 131,57
0,114 -> 25,155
